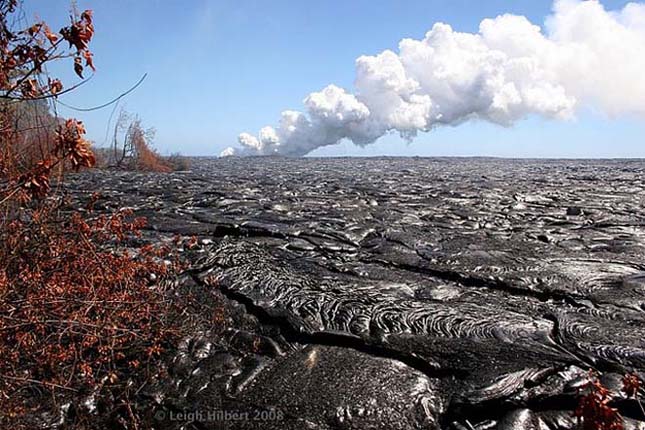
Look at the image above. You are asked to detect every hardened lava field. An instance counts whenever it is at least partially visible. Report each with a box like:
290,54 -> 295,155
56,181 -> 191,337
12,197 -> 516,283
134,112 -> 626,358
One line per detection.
69,157 -> 645,429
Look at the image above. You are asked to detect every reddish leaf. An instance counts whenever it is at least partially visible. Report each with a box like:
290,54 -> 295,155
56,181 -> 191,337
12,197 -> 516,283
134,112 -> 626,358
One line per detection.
48,78 -> 63,95
81,10 -> 93,25
43,24 -> 58,44
83,50 -> 95,71
622,373 -> 641,398
74,56 -> 83,78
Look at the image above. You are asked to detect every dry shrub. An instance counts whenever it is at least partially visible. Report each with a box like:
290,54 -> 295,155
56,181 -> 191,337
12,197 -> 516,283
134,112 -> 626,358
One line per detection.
107,111 -> 172,173
1,0 -> 96,209
0,204 -> 184,427
573,371 -> 645,430
90,145 -> 112,168
130,120 -> 171,173
574,370 -> 645,430
165,152 -> 191,171
0,2 -> 192,427
574,375 -> 623,430
2,99 -> 59,172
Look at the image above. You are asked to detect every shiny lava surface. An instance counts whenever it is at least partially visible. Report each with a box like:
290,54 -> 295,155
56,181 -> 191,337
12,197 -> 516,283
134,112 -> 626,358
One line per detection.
69,157 -> 645,429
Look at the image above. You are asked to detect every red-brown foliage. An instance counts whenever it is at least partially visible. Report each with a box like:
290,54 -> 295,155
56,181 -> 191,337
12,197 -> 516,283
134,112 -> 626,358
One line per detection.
622,373 -> 641,399
574,372 -> 624,430
130,120 -> 171,173
105,110 -> 173,172
0,205 -> 182,425
0,2 -> 189,427
1,0 -> 97,206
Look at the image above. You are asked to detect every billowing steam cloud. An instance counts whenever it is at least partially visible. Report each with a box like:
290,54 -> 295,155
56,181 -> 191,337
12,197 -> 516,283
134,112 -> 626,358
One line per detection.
223,0 -> 645,157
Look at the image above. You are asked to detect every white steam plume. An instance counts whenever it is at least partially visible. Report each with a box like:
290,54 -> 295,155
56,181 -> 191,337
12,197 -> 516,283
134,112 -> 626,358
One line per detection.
223,0 -> 645,157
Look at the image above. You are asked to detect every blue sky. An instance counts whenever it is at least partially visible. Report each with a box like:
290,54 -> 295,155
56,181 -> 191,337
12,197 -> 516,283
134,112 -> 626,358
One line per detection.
25,0 -> 645,157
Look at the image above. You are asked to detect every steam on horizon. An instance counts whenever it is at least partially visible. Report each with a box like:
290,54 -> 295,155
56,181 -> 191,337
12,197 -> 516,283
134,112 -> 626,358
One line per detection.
223,0 -> 645,157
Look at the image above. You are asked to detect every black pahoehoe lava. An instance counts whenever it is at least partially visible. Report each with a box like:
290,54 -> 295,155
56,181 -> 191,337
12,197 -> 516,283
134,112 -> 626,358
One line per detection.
68,158 -> 645,429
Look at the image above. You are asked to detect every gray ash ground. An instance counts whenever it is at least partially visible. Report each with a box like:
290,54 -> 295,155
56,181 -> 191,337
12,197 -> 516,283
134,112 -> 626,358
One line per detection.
68,157 -> 645,429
